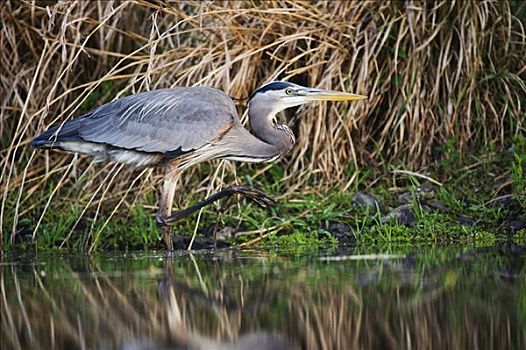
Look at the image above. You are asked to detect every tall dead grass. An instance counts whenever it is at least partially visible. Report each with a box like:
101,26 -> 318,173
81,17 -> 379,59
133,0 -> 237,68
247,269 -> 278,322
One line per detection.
1,1 -> 525,248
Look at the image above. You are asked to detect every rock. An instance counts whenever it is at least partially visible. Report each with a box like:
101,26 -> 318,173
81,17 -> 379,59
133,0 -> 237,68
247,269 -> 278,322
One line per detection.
352,191 -> 379,213
486,194 -> 514,208
423,199 -> 448,212
338,234 -> 356,245
457,214 -> 475,227
13,226 -> 33,243
398,182 -> 436,204
398,192 -> 414,204
325,222 -> 350,236
419,182 -> 436,194
381,204 -> 416,227
321,221 -> 355,245
215,226 -> 236,241
508,219 -> 526,232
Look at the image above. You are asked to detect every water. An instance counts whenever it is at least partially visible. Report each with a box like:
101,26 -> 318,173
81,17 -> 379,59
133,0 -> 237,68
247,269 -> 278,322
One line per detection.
1,244 -> 525,349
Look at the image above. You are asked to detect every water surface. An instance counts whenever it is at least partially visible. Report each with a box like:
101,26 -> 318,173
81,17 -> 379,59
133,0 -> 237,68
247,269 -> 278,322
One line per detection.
1,244 -> 525,349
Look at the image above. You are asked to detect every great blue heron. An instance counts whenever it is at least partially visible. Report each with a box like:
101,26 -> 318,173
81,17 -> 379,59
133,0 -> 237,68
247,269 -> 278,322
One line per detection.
32,81 -> 366,250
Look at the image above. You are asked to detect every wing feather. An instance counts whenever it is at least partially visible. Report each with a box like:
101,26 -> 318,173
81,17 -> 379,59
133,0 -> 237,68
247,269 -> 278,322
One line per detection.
77,87 -> 236,155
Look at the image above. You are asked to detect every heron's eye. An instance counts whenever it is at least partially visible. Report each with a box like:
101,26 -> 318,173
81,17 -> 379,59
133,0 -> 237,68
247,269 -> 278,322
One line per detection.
285,88 -> 294,95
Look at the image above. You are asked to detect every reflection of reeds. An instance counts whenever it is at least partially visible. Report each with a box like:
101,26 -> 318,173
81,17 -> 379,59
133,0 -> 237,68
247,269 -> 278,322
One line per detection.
0,256 -> 294,349
1,253 -> 524,349
1,262 -> 167,349
287,270 -> 523,349
1,1 -> 525,247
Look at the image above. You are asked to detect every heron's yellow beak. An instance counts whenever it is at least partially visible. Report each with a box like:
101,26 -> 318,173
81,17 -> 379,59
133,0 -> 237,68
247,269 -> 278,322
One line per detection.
304,89 -> 367,102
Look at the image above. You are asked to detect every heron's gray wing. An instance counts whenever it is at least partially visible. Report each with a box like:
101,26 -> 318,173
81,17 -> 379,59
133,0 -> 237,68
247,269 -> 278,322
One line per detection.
77,87 -> 237,155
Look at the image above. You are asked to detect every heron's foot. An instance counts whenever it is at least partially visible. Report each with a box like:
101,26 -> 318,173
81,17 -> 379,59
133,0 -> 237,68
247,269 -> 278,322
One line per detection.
228,185 -> 278,209
156,217 -> 174,251
159,185 -> 278,226
156,215 -> 168,227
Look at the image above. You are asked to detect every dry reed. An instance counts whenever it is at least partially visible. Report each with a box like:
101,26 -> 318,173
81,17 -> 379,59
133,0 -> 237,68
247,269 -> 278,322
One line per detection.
1,1 -> 525,248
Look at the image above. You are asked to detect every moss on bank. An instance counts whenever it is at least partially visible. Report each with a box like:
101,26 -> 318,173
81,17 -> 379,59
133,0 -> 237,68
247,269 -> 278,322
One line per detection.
3,136 -> 525,253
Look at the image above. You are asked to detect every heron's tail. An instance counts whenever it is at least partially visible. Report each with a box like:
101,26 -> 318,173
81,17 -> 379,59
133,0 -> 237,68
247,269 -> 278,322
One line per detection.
31,133 -> 57,148
31,118 -> 110,163
31,119 -> 83,149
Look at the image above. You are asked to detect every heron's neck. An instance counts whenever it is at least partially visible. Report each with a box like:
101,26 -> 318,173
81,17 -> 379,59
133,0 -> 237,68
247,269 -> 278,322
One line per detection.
248,103 -> 295,155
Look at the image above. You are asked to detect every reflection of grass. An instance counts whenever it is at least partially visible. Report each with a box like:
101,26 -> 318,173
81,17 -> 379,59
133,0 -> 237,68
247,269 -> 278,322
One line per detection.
1,247 -> 524,349
263,231 -> 338,254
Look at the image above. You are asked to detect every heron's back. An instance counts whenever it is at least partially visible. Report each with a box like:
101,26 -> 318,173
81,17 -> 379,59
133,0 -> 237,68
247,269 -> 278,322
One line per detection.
32,87 -> 239,167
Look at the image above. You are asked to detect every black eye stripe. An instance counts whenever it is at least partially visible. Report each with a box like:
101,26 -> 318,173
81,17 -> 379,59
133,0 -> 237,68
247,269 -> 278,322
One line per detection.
250,82 -> 293,100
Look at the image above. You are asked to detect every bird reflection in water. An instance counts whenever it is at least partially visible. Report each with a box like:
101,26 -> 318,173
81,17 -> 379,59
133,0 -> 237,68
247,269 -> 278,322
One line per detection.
142,258 -> 294,350
1,247 -> 523,350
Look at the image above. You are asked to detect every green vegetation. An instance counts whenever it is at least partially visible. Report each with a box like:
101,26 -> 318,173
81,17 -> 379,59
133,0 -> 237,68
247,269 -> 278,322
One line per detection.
3,136 -> 524,252
514,230 -> 526,246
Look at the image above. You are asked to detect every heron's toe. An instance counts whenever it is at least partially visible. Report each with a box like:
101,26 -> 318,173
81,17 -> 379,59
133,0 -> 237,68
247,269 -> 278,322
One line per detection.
156,215 -> 169,227
251,192 -> 278,208
231,185 -> 278,208
254,195 -> 278,209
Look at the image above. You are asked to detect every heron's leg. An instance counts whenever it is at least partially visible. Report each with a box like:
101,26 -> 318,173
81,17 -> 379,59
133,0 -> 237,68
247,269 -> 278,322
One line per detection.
161,185 -> 278,225
157,177 -> 178,251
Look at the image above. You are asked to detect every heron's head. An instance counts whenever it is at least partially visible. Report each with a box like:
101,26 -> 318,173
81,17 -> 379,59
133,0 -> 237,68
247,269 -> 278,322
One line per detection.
248,81 -> 367,116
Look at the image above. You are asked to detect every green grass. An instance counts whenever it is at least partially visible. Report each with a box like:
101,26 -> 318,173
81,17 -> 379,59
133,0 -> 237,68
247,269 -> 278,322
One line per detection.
3,136 -> 525,253
513,230 -> 526,245
263,231 -> 338,254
